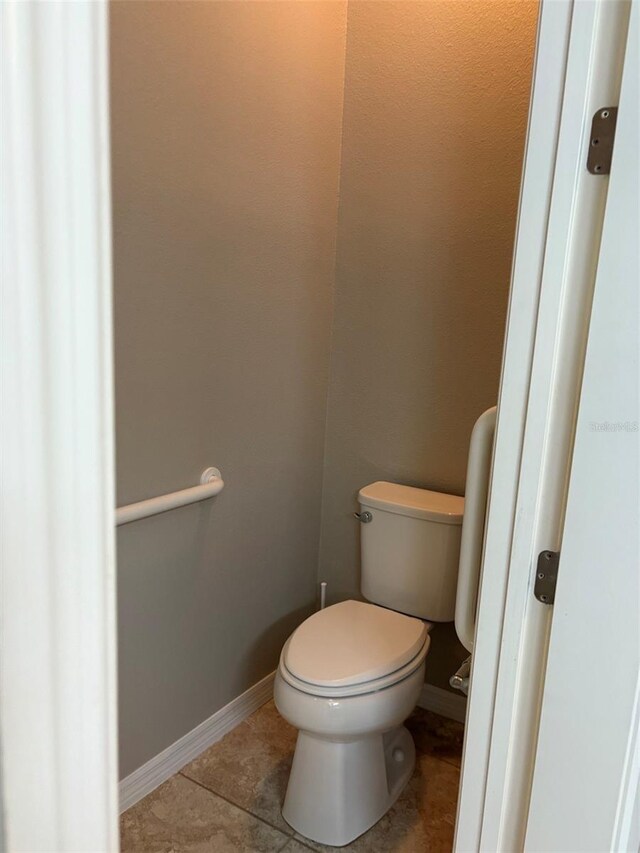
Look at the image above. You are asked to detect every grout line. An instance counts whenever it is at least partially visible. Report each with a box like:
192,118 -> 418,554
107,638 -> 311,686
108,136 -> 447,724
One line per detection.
178,771 -> 296,839
276,836 -> 298,853
290,838 -> 318,852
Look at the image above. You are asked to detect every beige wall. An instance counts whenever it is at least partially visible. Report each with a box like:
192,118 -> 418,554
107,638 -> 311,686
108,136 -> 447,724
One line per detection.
111,0 -> 348,777
318,1 -> 538,688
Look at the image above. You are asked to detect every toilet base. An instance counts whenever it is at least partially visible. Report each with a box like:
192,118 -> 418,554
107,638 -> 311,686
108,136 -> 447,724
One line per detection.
282,725 -> 416,847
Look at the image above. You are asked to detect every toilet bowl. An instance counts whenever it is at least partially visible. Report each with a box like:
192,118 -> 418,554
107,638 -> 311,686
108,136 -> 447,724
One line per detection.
274,599 -> 431,847
275,482 -> 465,847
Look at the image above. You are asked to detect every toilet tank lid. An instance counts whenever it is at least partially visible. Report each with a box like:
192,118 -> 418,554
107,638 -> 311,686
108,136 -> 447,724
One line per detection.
359,481 -> 464,524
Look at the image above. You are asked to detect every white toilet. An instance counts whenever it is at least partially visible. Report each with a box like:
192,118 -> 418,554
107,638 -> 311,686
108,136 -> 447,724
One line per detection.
274,481 -> 464,847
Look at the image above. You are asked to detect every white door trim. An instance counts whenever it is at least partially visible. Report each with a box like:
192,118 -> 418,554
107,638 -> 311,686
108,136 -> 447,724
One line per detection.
524,9 -> 639,845
455,0 -> 633,850
1,2 -> 118,850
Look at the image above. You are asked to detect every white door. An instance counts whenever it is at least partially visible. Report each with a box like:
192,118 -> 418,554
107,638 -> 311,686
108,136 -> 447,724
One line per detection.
455,1 -> 638,849
456,1 -> 636,849
524,6 -> 639,850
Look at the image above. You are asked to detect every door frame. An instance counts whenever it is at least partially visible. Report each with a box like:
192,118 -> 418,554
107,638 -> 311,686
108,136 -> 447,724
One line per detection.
455,0 -> 634,850
524,7 -> 639,844
1,1 -> 118,850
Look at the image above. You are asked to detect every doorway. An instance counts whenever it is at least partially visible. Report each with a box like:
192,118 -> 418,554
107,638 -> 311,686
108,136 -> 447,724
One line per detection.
110,1 -> 538,848
2,1 -> 636,851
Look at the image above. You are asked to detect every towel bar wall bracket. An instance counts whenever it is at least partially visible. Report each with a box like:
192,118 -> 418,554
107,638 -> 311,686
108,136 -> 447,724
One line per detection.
115,467 -> 224,526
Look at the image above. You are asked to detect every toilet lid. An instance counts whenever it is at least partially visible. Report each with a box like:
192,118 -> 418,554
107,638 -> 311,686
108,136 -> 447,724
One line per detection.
283,600 -> 428,688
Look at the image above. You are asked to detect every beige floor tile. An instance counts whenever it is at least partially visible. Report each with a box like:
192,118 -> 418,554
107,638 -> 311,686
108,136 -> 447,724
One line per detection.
405,706 -> 465,768
120,773 -> 290,853
292,753 -> 460,852
181,701 -> 296,833
123,701 -> 462,852
244,700 -> 298,751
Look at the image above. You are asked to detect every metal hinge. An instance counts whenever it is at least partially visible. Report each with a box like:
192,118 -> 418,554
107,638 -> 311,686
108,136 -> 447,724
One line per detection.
534,550 -> 560,605
587,107 -> 618,174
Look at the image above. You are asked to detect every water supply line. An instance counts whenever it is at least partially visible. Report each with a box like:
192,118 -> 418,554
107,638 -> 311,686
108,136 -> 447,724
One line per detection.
450,656 -> 471,696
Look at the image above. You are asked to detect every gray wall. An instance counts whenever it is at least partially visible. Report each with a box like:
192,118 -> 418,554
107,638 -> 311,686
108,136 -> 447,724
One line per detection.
112,0 -> 537,778
111,0 -> 347,778
317,1 -> 538,688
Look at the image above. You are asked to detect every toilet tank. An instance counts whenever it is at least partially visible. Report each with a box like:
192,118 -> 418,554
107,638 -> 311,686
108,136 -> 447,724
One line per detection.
358,482 -> 464,622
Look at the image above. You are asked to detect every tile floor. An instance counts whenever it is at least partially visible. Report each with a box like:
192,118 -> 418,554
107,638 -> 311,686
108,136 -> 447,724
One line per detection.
121,700 -> 464,852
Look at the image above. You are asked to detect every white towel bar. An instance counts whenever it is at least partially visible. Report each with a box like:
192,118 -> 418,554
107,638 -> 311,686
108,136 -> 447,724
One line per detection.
116,467 -> 224,526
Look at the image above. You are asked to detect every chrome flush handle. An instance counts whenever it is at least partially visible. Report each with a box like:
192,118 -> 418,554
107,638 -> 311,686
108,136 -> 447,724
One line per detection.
353,511 -> 372,523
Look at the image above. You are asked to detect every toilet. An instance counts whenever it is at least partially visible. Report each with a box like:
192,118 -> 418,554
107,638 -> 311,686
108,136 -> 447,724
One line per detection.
274,481 -> 464,847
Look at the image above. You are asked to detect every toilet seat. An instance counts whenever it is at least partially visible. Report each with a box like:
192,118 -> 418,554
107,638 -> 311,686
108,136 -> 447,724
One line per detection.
279,638 -> 429,698
279,600 -> 431,698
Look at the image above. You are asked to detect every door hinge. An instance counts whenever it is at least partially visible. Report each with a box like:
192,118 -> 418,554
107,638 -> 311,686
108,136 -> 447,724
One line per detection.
534,550 -> 559,605
587,107 -> 618,174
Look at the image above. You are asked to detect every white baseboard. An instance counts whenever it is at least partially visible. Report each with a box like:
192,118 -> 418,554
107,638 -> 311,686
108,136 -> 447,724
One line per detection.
119,672 -> 463,813
418,683 -> 467,724
119,670 -> 275,813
